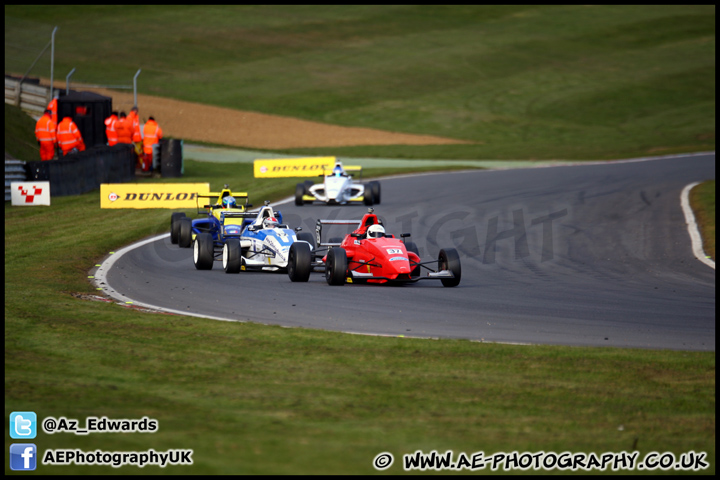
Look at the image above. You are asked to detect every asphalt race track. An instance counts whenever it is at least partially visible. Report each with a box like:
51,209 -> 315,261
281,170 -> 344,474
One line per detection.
99,153 -> 715,351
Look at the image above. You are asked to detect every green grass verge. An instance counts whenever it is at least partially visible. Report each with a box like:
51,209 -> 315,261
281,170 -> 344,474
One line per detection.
5,164 -> 715,475
5,5 -> 715,160
690,180 -> 715,260
5,103 -> 41,161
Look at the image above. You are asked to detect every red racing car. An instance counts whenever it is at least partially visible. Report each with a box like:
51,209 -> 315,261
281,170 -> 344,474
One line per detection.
287,209 -> 461,287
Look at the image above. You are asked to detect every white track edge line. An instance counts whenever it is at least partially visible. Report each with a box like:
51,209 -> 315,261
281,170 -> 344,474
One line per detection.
680,182 -> 715,270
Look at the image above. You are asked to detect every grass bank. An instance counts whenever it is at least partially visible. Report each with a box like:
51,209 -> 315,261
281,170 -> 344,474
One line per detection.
5,5 -> 715,160
5,103 -> 40,161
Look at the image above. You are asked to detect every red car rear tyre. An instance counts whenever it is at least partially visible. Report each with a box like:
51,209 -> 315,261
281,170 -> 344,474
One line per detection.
326,247 -> 347,286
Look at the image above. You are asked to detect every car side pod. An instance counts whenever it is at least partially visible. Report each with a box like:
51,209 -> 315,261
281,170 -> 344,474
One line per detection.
288,242 -> 313,282
438,248 -> 461,287
326,247 -> 348,286
404,240 -> 421,277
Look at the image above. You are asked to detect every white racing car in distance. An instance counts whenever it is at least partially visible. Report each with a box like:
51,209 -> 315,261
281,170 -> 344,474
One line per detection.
295,161 -> 381,206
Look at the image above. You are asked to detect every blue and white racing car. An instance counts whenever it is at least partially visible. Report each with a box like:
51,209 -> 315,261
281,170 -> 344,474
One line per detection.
192,200 -> 316,273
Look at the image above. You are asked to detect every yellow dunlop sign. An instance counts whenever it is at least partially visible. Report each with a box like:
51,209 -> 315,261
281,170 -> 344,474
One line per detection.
253,156 -> 336,178
100,183 -> 210,209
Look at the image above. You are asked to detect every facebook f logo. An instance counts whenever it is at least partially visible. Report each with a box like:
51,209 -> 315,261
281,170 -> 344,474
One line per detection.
10,444 -> 37,471
10,412 -> 37,439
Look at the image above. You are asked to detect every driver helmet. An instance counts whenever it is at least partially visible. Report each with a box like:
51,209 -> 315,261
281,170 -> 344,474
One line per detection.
222,196 -> 237,209
263,216 -> 279,229
367,224 -> 385,238
333,165 -> 343,177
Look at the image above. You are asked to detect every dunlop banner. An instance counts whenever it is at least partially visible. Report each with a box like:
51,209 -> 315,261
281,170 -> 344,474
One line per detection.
100,183 -> 210,209
253,157 -> 336,178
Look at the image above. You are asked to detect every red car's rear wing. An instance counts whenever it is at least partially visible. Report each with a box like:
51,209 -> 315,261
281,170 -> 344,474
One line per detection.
315,209 -> 385,246
315,219 -> 362,247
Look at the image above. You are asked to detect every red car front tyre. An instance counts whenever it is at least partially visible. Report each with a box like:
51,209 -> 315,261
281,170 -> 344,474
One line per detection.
438,248 -> 461,287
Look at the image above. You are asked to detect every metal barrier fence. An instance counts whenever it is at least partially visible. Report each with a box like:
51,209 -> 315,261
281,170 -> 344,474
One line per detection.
5,159 -> 27,201
4,76 -> 50,114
